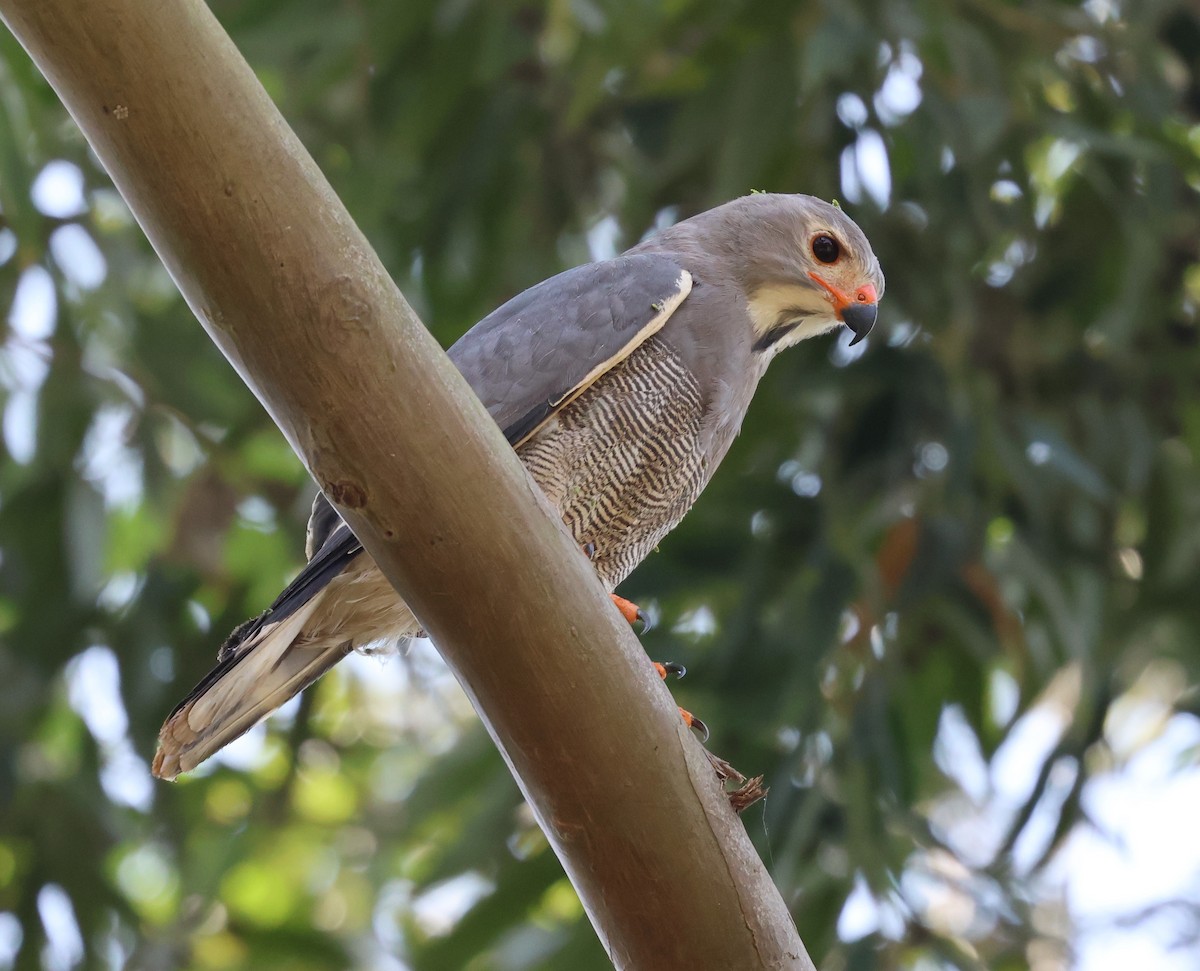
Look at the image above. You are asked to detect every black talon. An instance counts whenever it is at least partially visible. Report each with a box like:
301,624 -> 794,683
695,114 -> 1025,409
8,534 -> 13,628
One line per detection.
689,716 -> 710,743
635,607 -> 654,634
582,541 -> 597,560
661,661 -> 686,679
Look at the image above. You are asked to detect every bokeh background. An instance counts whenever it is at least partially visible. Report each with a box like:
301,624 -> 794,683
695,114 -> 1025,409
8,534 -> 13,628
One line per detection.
2,0 -> 1200,968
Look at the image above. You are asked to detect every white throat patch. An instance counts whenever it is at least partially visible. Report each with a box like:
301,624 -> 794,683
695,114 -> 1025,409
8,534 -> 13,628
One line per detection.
747,283 -> 841,359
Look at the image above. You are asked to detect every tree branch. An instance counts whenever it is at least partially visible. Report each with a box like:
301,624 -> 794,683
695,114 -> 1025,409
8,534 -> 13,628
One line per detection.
0,1 -> 812,966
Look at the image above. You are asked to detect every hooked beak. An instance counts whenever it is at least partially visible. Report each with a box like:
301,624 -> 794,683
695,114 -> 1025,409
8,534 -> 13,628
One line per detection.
808,272 -> 879,346
841,302 -> 878,346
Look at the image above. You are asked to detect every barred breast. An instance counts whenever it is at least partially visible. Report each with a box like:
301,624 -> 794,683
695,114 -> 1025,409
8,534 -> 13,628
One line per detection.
517,336 -> 707,590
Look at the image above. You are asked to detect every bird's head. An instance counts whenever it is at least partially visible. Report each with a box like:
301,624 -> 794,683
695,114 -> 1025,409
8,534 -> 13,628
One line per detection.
697,193 -> 885,356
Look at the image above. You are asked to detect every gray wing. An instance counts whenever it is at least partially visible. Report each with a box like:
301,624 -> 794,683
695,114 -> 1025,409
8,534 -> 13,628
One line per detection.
265,254 -> 691,647
305,490 -> 345,560
448,253 -> 692,445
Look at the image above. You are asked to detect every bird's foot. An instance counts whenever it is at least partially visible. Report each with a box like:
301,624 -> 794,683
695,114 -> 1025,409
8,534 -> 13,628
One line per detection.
589,545 -> 698,737
649,644 -> 761,811
610,593 -> 652,633
650,659 -> 708,741
678,706 -> 709,742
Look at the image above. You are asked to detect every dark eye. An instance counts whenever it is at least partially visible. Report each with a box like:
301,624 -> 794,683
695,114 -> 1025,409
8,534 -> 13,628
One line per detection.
812,234 -> 840,264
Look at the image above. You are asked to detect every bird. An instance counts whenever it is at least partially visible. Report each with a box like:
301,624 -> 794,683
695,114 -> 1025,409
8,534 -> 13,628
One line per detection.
152,192 -> 884,780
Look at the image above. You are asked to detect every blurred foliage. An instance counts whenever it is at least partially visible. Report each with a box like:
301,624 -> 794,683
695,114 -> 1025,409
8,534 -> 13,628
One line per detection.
2,0 -> 1200,968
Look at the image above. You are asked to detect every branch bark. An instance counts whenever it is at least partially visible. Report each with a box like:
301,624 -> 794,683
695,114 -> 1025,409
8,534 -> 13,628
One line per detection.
0,2 -> 813,967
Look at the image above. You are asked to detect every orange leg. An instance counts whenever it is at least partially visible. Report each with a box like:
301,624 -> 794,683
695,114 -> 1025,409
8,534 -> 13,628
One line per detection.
651,659 -> 708,741
587,545 -> 706,740
677,707 -> 709,742
610,593 -> 653,632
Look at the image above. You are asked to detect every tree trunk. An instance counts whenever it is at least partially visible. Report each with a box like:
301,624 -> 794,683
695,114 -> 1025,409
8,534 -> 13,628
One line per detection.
0,1 -> 813,967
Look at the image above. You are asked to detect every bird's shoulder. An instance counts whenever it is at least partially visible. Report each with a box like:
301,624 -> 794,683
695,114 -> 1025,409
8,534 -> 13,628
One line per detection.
448,253 -> 693,446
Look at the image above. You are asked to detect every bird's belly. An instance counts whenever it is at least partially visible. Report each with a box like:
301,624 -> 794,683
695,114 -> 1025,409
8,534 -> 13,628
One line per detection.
517,338 -> 707,590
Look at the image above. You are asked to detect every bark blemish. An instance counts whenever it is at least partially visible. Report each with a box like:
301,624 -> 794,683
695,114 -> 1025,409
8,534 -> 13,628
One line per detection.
327,478 -> 367,508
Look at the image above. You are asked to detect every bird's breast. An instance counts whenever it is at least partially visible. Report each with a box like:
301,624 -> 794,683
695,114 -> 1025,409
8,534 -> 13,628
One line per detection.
516,337 -> 709,589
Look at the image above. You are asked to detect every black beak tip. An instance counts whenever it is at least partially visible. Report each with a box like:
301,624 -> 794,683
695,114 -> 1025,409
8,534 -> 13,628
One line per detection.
842,302 -> 878,346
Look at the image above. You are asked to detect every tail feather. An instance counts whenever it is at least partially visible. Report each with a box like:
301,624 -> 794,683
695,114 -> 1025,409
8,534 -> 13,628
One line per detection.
152,593 -> 349,780
153,552 -> 418,780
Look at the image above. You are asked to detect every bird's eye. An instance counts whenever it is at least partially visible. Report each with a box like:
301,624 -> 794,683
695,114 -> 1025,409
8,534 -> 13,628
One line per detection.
812,234 -> 840,264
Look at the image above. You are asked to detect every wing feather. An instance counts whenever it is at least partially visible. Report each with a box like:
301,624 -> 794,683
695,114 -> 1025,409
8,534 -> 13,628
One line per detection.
449,254 -> 692,444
